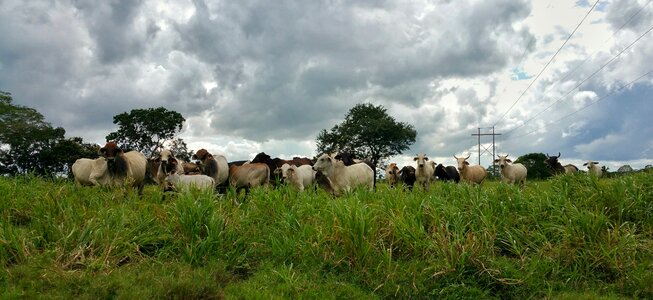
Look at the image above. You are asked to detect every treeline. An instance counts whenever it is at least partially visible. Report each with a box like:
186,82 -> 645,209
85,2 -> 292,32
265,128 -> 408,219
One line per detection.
0,91 -> 191,177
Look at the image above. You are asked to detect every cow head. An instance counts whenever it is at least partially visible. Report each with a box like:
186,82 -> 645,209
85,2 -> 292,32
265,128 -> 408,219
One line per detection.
399,166 -> 416,179
192,149 -> 212,163
454,154 -> 471,171
334,151 -> 356,166
583,161 -> 599,168
155,149 -> 177,173
413,154 -> 429,168
99,142 -> 123,161
494,155 -> 512,169
544,152 -> 561,168
312,153 -> 334,174
387,163 -> 399,176
286,166 -> 296,180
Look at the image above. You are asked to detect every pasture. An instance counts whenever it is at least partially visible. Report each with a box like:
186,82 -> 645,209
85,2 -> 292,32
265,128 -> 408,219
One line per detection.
1,172 -> 652,299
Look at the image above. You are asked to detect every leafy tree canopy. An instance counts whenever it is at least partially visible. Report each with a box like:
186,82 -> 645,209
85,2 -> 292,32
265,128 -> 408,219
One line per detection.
316,103 -> 417,167
106,107 -> 185,157
167,138 -> 193,162
0,91 -> 95,176
514,152 -> 553,180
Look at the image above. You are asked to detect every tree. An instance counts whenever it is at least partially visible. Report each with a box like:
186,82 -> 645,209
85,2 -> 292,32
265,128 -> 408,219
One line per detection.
315,103 -> 417,179
167,138 -> 193,162
1,91 -> 64,174
486,164 -> 500,179
39,137 -> 99,177
106,107 -> 185,157
513,153 -> 552,180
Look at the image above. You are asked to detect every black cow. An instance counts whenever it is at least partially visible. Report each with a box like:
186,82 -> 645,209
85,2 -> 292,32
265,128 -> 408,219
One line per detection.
228,160 -> 248,167
544,153 -> 579,175
252,152 -> 314,186
399,166 -> 416,191
434,164 -> 460,183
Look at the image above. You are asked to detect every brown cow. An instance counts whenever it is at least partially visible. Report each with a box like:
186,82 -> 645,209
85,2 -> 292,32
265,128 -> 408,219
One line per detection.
385,163 -> 400,188
228,163 -> 270,195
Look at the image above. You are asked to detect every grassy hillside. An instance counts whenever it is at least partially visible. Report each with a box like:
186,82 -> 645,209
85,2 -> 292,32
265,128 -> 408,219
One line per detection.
1,172 -> 652,299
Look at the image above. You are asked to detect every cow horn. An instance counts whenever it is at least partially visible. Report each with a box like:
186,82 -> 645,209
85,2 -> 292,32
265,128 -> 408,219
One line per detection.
453,155 -> 458,159
465,154 -> 470,160
557,152 -> 561,158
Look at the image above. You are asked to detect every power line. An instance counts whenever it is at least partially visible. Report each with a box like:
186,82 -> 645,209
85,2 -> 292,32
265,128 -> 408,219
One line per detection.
541,0 -> 652,97
503,22 -> 653,137
492,0 -> 600,127
604,0 -> 652,43
508,68 -> 653,140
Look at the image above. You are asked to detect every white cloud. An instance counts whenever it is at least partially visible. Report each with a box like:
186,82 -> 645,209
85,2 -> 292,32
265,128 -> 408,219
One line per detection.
0,0 -> 651,170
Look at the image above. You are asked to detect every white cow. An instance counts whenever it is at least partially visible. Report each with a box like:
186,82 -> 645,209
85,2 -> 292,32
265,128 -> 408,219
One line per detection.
494,155 -> 527,187
155,149 -> 185,190
95,142 -> 147,194
72,157 -> 109,186
312,153 -> 373,196
164,172 -> 215,192
414,154 -> 434,191
583,161 -> 603,178
277,163 -> 316,191
454,154 -> 487,185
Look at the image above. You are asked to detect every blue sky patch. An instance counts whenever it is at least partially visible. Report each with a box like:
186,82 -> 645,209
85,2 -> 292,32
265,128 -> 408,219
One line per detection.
510,67 -> 533,81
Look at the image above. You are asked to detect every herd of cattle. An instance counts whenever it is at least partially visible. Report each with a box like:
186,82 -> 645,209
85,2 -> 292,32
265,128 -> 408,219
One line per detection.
71,142 -> 604,196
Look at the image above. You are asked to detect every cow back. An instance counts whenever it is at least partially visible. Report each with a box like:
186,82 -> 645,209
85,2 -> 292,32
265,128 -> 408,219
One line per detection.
203,154 -> 229,186
122,151 -> 147,186
229,163 -> 269,188
444,166 -> 460,183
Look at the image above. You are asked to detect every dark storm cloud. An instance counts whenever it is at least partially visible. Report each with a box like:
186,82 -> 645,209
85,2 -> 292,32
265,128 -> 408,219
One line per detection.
174,0 -> 532,141
4,0 -> 649,168
71,0 -> 146,64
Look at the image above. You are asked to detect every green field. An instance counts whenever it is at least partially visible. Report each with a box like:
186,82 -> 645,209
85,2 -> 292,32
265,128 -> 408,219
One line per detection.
1,172 -> 652,299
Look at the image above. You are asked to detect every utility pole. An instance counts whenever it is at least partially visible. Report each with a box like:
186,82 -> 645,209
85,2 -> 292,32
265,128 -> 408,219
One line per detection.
471,126 -> 502,177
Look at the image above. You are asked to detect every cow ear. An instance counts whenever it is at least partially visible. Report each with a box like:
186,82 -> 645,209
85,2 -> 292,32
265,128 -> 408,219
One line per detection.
413,157 -> 418,161
594,161 -> 599,164
464,161 -> 469,165
169,157 -> 178,165
154,157 -> 161,163
506,159 -> 512,163
191,154 -> 198,160
424,156 -> 429,161
98,147 -> 106,155
583,162 -> 588,166
493,159 -> 499,163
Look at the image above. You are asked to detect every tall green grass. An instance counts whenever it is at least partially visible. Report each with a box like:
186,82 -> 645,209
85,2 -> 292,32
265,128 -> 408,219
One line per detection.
1,171 -> 652,298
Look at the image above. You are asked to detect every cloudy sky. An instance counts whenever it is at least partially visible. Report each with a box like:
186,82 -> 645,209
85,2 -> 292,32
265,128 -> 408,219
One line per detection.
1,0 -> 652,170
